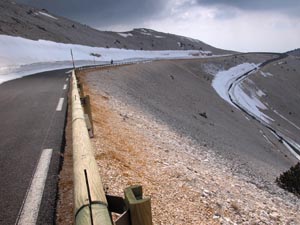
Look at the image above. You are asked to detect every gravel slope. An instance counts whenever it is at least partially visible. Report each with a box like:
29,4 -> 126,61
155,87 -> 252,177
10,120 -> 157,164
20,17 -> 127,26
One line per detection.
61,60 -> 300,224
62,61 -> 300,224
84,55 -> 297,187
245,56 -> 300,146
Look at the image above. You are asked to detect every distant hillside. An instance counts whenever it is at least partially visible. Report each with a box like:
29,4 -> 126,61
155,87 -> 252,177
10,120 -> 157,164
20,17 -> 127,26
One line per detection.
287,48 -> 300,56
0,0 -> 232,54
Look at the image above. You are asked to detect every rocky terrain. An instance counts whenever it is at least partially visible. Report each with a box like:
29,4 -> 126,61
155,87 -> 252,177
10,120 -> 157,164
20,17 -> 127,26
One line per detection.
83,55 -> 299,184
287,48 -> 300,57
1,0 -> 299,224
57,59 -> 300,224
244,55 -> 300,147
0,0 -> 231,54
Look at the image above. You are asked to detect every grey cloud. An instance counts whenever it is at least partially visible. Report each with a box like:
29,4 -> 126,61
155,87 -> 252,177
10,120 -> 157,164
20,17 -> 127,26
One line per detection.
15,0 -> 166,27
196,0 -> 300,17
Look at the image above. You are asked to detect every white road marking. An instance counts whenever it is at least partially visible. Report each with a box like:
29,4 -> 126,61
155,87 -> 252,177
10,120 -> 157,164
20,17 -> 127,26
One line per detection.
56,98 -> 64,111
17,149 -> 53,225
63,84 -> 67,90
65,70 -> 73,74
66,78 -> 69,82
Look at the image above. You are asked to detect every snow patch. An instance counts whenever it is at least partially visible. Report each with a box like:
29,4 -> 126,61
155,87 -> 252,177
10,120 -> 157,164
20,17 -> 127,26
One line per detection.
0,34 -> 212,85
231,82 -> 273,123
141,32 -> 152,36
36,11 -> 58,20
139,29 -> 152,36
260,71 -> 273,77
256,89 -> 265,97
212,63 -> 258,104
0,61 -> 99,85
185,37 -> 200,43
212,63 -> 274,124
118,32 -> 133,38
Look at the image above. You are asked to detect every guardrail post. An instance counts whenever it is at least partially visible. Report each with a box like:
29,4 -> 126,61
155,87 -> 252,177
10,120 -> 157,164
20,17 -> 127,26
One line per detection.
72,70 -> 112,225
78,83 -> 85,99
124,185 -> 152,225
80,95 -> 94,138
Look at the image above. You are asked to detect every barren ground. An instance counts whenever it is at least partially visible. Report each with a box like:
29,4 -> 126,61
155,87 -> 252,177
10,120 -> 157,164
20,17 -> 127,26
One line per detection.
57,58 -> 300,224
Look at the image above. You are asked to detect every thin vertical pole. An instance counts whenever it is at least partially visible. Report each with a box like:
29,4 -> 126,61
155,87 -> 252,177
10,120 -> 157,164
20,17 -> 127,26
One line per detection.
84,169 -> 94,225
71,49 -> 76,70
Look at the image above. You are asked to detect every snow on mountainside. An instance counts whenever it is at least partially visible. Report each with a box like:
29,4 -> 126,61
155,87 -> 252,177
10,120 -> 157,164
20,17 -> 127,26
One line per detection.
0,0 -> 234,85
0,34 -> 215,84
0,0 -> 231,54
212,63 -> 275,124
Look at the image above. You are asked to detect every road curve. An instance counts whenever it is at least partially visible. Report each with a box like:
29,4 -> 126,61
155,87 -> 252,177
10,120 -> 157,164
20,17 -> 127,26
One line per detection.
228,54 -> 300,160
0,69 -> 69,225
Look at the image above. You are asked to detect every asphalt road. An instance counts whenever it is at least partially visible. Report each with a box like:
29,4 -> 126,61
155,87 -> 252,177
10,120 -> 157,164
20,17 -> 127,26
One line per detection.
0,69 -> 70,225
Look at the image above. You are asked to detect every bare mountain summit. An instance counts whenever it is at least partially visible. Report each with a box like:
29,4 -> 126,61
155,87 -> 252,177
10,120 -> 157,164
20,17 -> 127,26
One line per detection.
0,0 -> 232,54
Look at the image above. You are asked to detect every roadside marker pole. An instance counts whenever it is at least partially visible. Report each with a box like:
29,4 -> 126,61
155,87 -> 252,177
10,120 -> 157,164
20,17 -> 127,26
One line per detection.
71,49 -> 76,70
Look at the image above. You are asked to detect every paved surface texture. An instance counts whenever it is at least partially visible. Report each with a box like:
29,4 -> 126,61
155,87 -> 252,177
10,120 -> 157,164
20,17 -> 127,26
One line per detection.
0,69 -> 69,225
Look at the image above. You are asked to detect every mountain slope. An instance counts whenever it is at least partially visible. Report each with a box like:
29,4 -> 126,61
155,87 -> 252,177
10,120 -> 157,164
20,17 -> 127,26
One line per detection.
0,0 -> 232,54
287,48 -> 300,56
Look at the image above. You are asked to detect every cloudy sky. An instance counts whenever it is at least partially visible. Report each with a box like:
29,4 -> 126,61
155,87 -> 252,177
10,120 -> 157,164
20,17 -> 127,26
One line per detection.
16,0 -> 300,52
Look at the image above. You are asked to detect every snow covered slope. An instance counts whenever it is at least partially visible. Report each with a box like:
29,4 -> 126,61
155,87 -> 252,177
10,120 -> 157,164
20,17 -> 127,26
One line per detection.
212,63 -> 273,124
0,34 -> 214,84
212,63 -> 258,105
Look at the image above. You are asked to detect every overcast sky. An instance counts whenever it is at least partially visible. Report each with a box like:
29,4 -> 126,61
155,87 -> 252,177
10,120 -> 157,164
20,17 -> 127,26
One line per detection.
16,0 -> 300,52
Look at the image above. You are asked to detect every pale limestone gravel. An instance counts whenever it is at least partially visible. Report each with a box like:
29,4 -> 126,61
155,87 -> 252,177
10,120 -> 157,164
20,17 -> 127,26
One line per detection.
56,70 -> 300,224
81,74 -> 300,225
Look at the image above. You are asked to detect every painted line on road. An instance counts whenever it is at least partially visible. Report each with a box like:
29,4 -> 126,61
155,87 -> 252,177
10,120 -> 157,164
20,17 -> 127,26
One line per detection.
56,98 -> 64,111
66,78 -> 69,82
63,84 -> 67,90
16,149 -> 53,225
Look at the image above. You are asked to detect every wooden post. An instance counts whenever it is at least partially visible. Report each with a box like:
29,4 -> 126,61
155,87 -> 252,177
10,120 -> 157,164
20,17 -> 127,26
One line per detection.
124,185 -> 152,225
83,95 -> 94,137
78,82 -> 85,99
72,70 -> 112,225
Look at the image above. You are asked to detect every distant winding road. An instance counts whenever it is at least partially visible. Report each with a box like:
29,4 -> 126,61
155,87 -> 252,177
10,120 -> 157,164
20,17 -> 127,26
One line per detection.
0,69 -> 69,225
228,53 -> 300,160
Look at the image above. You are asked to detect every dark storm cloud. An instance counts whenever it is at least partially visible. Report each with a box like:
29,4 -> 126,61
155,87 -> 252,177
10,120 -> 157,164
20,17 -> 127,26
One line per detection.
196,0 -> 300,17
15,0 -> 166,27
14,0 -> 300,29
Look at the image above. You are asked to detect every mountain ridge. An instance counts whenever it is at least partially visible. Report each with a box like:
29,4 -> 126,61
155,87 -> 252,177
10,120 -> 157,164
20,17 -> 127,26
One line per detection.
287,48 -> 300,56
0,0 -> 232,54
